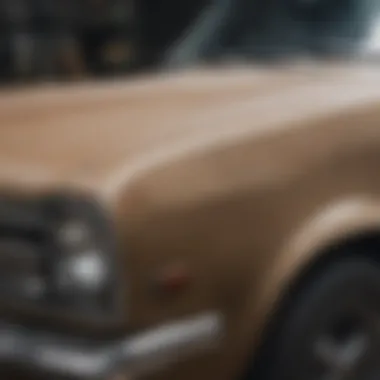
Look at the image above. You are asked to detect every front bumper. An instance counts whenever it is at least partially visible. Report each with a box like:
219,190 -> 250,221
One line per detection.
0,312 -> 223,380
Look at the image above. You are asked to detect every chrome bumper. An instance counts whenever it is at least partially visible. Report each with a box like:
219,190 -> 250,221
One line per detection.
0,312 -> 223,380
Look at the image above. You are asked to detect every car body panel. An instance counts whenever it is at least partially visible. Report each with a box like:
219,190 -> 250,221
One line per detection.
2,62 -> 380,379
0,63 -> 376,194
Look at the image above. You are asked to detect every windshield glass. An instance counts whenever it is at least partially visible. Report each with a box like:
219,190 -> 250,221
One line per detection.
165,0 -> 380,67
364,2 -> 380,54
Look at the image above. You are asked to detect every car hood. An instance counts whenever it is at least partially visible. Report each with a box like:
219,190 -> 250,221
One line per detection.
0,63 -> 380,203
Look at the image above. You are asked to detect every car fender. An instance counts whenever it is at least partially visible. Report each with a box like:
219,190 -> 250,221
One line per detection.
240,196 -> 380,362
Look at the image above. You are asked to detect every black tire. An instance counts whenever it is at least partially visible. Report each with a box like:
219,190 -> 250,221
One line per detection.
256,257 -> 380,380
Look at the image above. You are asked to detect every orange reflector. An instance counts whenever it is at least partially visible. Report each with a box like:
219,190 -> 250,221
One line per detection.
158,264 -> 191,292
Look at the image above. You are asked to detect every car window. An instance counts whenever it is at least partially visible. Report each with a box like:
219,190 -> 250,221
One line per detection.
165,0 -> 380,66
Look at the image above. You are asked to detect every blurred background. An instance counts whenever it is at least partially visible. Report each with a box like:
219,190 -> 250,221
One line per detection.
0,0 -> 379,85
0,0 -> 207,84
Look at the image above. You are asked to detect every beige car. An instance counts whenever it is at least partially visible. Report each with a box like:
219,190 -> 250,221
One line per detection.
1,2 -> 380,380
0,61 -> 380,380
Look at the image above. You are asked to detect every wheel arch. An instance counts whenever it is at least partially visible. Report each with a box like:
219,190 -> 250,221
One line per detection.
240,196 -> 380,379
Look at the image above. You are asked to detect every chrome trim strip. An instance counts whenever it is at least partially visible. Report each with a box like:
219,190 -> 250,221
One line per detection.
123,312 -> 222,376
0,312 -> 223,379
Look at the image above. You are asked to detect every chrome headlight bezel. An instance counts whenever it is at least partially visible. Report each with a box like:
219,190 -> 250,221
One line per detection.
44,193 -> 123,318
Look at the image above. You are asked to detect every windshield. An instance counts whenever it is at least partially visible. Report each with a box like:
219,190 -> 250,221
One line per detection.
165,0 -> 380,67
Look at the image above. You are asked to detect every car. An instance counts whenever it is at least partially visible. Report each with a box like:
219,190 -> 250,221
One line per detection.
2,1 -> 380,380
1,62 -> 380,380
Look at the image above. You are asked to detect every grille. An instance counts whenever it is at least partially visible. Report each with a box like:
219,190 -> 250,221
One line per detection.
0,239 -> 46,300
0,198 -> 49,302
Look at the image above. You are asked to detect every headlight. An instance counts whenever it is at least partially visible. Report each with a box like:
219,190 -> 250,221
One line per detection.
56,223 -> 110,294
58,250 -> 108,292
45,195 -> 119,315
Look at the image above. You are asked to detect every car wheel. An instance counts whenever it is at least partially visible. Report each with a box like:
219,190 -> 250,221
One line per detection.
258,258 -> 380,380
